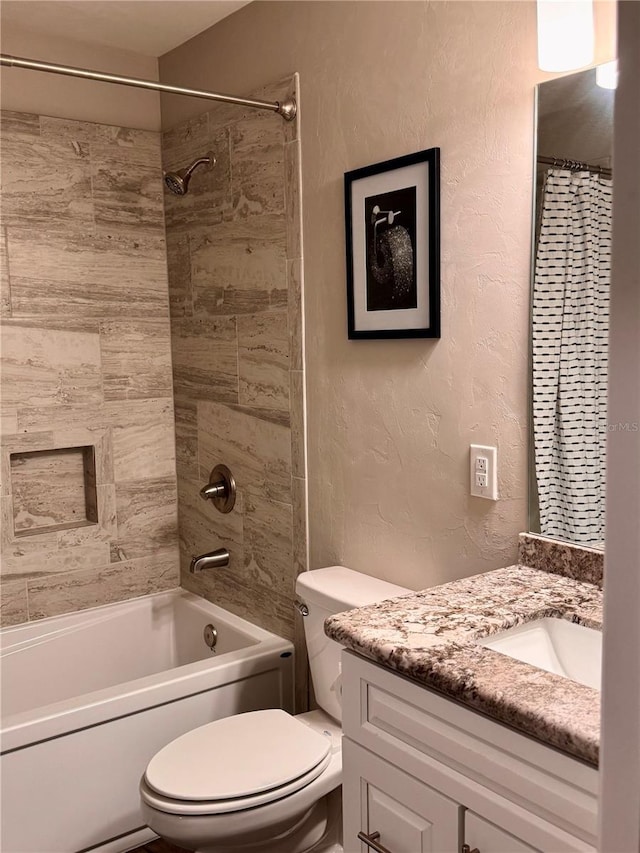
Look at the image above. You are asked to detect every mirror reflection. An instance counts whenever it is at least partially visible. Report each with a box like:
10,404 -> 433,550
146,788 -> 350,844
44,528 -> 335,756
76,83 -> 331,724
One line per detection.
529,66 -> 614,549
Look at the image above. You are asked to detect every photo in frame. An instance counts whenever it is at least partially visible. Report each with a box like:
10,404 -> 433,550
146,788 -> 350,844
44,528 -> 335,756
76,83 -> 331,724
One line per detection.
344,147 -> 440,339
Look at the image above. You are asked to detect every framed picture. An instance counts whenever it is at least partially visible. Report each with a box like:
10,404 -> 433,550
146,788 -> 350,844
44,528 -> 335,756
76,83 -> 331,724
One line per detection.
344,147 -> 440,339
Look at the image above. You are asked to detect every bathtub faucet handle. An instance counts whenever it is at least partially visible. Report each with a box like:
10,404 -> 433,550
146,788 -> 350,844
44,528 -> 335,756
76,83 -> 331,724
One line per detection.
190,548 -> 230,573
199,464 -> 236,514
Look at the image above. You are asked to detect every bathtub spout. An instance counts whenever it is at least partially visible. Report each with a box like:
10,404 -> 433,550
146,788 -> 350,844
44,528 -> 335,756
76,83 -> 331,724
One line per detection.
190,548 -> 230,573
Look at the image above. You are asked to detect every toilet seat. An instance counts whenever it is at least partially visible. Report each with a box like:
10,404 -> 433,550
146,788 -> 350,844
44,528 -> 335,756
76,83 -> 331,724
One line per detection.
142,709 -> 333,816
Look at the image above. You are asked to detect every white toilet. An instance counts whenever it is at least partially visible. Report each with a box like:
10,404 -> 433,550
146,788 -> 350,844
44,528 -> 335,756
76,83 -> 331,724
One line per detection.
140,566 -> 408,853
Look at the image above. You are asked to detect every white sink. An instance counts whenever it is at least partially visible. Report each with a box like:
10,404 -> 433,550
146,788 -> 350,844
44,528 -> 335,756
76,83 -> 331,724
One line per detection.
477,617 -> 602,690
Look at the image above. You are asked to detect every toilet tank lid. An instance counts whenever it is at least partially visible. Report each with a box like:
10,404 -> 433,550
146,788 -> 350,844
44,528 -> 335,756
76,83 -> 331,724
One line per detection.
295,566 -> 409,612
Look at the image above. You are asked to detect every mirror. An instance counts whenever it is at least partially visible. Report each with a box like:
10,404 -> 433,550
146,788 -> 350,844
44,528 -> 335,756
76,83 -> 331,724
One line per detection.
529,66 -> 615,549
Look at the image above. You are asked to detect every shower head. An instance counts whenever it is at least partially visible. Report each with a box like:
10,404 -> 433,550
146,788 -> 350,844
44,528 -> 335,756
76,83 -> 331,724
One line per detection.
164,152 -> 216,196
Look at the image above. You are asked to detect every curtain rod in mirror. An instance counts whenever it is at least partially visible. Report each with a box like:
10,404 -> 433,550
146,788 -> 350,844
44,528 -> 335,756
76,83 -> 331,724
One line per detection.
538,155 -> 612,177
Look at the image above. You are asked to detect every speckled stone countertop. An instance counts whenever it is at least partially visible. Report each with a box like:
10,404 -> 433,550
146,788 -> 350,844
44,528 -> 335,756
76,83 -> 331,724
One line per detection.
325,562 -> 602,766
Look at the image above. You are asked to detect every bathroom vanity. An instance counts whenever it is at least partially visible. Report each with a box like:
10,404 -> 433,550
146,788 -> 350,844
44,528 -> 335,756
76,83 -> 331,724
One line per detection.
326,535 -> 603,853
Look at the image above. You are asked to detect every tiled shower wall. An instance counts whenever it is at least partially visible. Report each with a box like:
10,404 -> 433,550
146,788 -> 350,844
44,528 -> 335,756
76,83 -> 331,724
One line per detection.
0,111 -> 179,626
162,75 -> 308,701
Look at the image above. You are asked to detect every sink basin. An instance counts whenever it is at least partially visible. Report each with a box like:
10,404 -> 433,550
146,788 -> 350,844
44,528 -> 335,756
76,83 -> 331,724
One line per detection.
477,617 -> 602,690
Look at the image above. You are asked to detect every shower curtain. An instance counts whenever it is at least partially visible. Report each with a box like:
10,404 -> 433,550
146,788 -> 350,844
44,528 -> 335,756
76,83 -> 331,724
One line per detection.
532,168 -> 613,546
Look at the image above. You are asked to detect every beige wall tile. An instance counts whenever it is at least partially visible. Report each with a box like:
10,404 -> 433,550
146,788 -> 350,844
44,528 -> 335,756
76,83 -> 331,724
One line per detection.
244,492 -> 293,596
38,116 -> 98,144
287,258 -> 303,370
0,410 -> 18,437
162,113 -> 210,170
1,324 -> 102,408
110,398 -> 175,482
174,398 -> 199,481
171,316 -> 238,403
290,370 -> 306,479
229,116 -> 285,218
0,122 -> 93,229
114,476 -> 178,562
166,231 -> 192,317
1,111 -> 40,137
292,476 -> 309,577
238,311 -> 289,411
17,399 -> 169,437
284,140 -> 302,260
0,578 -> 29,627
0,226 -> 10,317
100,319 -> 173,401
91,144 -> 165,234
7,229 -> 169,318
94,125 -> 161,151
27,546 -> 179,621
190,217 -> 286,316
198,401 -> 291,504
1,542 -> 111,580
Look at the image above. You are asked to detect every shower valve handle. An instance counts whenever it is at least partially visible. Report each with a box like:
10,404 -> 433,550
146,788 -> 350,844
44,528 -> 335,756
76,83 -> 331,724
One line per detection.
199,464 -> 236,514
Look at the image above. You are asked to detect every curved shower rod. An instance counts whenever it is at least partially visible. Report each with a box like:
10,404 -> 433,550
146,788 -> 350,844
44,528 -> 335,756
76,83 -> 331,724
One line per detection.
0,54 -> 297,121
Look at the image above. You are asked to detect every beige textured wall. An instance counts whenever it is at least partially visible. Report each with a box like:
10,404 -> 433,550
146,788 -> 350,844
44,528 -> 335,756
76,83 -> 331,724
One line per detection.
160,0 -> 615,591
0,111 -> 179,626
0,22 -> 161,131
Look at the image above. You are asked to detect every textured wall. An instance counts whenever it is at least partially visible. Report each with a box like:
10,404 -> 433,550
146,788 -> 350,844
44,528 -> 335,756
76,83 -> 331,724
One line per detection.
0,111 -> 179,627
0,23 -> 161,131
160,0 -> 615,592
162,76 -> 307,700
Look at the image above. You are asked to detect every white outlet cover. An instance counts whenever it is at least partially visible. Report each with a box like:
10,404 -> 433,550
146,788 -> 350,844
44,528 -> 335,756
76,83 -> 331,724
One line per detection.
470,445 -> 498,500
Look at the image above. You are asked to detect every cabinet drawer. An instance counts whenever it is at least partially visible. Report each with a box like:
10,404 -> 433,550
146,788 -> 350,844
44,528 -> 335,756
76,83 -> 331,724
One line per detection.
464,812 -> 542,853
342,652 -> 598,847
343,738 -> 462,853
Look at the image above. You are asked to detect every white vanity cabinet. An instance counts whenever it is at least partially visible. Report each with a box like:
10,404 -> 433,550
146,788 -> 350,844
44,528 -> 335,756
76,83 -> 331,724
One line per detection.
341,652 -> 598,853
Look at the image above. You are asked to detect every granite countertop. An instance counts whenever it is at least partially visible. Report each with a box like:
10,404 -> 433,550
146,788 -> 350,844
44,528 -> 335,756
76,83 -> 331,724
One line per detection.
325,556 -> 603,766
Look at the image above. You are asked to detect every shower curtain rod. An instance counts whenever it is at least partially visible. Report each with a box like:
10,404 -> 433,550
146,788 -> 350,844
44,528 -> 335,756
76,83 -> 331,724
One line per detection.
538,155 -> 612,178
0,54 -> 297,121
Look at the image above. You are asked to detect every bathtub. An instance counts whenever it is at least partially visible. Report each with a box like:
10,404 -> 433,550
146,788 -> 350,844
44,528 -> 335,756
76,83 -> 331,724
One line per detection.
0,588 -> 294,853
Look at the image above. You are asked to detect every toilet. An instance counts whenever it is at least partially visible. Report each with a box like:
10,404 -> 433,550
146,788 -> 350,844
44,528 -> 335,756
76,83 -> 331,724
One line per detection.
140,566 -> 408,853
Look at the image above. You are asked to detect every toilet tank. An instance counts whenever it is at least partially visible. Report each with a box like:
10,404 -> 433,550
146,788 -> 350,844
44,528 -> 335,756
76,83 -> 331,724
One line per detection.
295,567 -> 409,722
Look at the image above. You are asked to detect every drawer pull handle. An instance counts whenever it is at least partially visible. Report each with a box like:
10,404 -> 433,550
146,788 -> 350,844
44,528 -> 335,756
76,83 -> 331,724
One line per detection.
357,830 -> 394,853
462,846 -> 481,853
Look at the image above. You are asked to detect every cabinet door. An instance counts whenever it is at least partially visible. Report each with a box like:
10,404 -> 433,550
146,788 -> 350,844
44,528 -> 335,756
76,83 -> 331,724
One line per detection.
343,738 -> 462,853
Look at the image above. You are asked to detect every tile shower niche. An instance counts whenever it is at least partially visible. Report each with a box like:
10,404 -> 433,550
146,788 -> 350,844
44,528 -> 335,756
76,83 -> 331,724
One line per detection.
10,446 -> 98,537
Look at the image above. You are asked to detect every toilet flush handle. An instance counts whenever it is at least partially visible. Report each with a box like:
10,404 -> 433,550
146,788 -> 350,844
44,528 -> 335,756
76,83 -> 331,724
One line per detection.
294,600 -> 309,617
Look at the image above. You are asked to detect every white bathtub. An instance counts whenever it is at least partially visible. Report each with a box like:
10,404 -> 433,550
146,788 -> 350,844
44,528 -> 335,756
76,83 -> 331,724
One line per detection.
0,588 -> 294,853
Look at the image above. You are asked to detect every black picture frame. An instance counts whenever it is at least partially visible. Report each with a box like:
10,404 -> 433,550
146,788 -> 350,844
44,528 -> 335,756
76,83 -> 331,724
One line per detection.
344,147 -> 440,340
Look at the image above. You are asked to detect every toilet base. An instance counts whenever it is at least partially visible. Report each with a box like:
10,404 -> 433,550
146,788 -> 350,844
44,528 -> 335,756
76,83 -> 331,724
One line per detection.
144,790 -> 341,853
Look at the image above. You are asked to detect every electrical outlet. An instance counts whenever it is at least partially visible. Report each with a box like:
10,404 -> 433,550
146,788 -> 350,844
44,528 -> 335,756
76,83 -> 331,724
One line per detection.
470,445 -> 498,500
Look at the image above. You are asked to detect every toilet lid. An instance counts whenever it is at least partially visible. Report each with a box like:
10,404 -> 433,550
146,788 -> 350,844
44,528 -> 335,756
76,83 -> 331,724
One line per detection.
144,710 -> 332,804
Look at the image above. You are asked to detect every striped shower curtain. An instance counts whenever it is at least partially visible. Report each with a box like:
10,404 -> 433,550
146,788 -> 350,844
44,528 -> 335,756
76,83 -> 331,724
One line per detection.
532,169 -> 613,546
